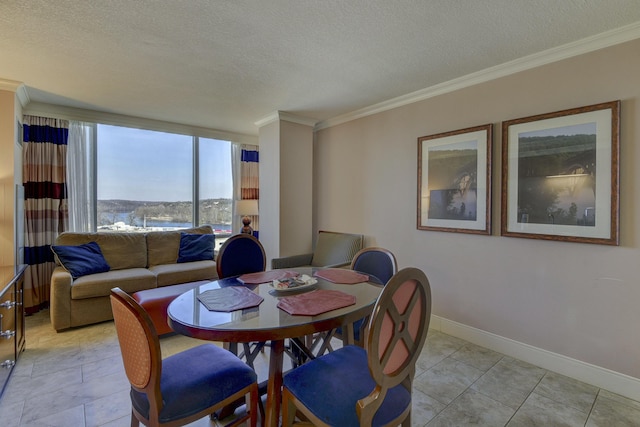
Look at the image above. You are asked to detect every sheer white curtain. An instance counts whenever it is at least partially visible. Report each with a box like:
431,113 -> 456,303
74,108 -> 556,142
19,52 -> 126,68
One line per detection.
67,121 -> 96,232
231,143 -> 243,233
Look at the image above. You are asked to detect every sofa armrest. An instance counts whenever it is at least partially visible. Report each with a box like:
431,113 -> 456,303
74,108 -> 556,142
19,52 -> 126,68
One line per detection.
271,253 -> 314,269
50,267 -> 73,331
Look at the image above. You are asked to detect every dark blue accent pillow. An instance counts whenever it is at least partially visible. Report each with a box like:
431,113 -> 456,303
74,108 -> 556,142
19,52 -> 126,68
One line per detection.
51,241 -> 111,279
177,233 -> 215,263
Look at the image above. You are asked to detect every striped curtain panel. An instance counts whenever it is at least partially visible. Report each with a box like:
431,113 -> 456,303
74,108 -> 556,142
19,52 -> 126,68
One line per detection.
241,145 -> 259,234
22,116 -> 69,313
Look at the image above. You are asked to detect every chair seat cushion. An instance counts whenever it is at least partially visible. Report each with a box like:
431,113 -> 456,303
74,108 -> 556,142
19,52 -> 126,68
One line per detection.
130,344 -> 257,423
283,345 -> 411,426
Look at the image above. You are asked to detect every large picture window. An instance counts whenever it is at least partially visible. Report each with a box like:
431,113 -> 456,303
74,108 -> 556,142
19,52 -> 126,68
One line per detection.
96,125 -> 232,242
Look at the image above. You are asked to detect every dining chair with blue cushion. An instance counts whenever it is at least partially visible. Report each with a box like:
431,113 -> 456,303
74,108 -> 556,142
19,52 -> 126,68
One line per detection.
215,233 -> 268,372
351,247 -> 398,286
281,267 -> 431,427
216,233 -> 266,279
336,247 -> 398,346
110,287 -> 259,427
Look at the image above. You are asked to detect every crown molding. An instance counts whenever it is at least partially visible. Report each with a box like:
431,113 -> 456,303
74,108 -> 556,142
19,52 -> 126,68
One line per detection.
255,111 -> 317,128
23,102 -> 258,144
315,21 -> 640,131
0,78 -> 30,107
0,78 -> 22,92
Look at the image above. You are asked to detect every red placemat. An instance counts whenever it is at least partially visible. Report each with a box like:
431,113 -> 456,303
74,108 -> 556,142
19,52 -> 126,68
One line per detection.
238,270 -> 300,284
197,287 -> 264,312
313,268 -> 369,284
277,289 -> 356,316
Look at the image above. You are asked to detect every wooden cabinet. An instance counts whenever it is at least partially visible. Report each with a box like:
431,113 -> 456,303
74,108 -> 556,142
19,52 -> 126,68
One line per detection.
0,265 -> 26,398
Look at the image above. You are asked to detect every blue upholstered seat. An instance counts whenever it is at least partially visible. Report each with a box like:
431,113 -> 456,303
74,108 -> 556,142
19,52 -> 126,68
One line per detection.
131,344 -> 257,424
110,287 -> 259,427
216,233 -> 266,279
281,267 -> 431,427
282,346 -> 411,426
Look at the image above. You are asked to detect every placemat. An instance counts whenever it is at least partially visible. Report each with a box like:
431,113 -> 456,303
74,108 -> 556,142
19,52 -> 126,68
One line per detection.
237,270 -> 299,284
277,289 -> 356,316
313,268 -> 369,284
197,286 -> 264,312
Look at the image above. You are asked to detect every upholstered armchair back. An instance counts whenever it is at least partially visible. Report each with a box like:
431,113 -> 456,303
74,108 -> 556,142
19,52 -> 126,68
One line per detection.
271,230 -> 363,269
310,231 -> 364,267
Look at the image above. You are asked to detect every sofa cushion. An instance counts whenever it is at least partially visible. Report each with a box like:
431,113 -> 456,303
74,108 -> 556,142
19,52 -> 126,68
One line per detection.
149,260 -> 217,287
147,225 -> 214,267
177,233 -> 215,263
71,268 -> 156,299
51,242 -> 111,279
55,232 -> 147,270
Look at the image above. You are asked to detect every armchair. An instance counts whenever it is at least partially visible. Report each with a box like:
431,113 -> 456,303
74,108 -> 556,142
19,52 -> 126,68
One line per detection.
271,230 -> 364,269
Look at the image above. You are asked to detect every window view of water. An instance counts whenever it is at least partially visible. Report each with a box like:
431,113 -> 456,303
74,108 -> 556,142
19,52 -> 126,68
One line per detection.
97,199 -> 233,250
99,212 -> 231,233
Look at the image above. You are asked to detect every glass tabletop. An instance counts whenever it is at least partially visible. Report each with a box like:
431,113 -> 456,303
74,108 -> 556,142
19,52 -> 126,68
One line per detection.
167,267 -> 383,342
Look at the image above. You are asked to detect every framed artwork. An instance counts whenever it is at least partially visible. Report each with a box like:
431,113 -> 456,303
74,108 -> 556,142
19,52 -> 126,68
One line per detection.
501,100 -> 620,245
417,124 -> 493,235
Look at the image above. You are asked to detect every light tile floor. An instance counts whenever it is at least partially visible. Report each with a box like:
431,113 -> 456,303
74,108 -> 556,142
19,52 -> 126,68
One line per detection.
1,310 -> 639,426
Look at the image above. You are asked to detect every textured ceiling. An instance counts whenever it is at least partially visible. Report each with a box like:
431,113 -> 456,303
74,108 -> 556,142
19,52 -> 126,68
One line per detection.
1,0 -> 640,137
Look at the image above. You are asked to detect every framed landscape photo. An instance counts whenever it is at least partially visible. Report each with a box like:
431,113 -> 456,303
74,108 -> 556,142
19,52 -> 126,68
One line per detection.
417,124 -> 492,235
501,100 -> 620,245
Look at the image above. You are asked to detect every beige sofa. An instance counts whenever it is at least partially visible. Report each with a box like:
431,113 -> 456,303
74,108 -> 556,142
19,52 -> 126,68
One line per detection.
50,225 -> 218,331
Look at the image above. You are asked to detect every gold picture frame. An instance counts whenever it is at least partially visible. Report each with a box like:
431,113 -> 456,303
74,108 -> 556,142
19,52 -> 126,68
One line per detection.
501,100 -> 620,245
417,124 -> 493,235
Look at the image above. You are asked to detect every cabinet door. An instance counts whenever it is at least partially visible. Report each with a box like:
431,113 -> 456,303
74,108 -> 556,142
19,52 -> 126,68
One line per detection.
0,282 -> 17,396
16,276 -> 24,354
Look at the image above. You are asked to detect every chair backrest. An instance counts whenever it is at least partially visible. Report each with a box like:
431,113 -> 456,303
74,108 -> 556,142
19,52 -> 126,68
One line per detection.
350,247 -> 398,285
360,267 -> 431,425
310,230 -> 364,267
216,233 -> 266,279
110,287 -> 164,420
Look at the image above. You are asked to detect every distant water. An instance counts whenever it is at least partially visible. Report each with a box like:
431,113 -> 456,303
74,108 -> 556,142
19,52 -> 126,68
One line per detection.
109,213 -> 231,233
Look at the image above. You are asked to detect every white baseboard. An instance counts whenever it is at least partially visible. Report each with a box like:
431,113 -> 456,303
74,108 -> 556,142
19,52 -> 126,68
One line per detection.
429,315 -> 640,402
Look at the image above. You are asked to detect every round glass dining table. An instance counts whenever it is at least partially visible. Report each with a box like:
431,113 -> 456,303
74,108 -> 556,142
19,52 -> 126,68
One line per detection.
167,267 -> 383,427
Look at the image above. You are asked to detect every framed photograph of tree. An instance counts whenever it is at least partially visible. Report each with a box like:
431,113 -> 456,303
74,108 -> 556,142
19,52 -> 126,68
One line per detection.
417,124 -> 492,235
501,100 -> 620,245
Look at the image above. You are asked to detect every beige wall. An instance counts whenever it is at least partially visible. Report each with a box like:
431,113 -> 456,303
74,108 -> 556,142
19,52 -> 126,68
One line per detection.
0,89 -> 21,266
314,39 -> 640,381
259,118 -> 314,264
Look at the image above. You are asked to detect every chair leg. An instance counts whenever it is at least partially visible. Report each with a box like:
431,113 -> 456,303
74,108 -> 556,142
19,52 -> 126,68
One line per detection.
401,411 -> 411,426
281,389 -> 297,427
248,383 -> 258,427
130,410 -> 140,427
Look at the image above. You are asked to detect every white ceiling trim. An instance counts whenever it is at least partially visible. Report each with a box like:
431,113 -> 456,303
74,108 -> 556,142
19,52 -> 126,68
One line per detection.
314,21 -> 640,132
0,78 -> 22,92
255,111 -> 317,128
0,79 -> 30,106
23,102 -> 258,145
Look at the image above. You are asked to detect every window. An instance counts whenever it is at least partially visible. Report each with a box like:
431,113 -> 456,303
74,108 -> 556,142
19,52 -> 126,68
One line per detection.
96,125 -> 232,241
198,138 -> 233,233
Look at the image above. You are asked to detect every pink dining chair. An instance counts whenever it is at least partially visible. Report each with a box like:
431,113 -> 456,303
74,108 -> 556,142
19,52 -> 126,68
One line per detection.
281,267 -> 431,426
110,287 -> 259,427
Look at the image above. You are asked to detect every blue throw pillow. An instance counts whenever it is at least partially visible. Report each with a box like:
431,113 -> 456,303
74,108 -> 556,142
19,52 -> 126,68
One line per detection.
51,241 -> 111,279
177,233 -> 215,263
